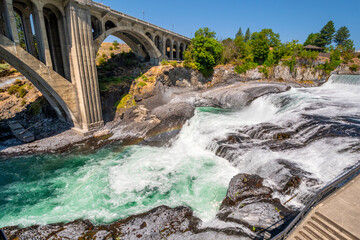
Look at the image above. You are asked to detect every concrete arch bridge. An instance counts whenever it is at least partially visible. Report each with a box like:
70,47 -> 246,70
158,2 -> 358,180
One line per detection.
0,0 -> 190,132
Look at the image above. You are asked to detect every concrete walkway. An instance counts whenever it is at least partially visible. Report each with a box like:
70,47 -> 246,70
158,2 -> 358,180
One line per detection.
287,174 -> 360,239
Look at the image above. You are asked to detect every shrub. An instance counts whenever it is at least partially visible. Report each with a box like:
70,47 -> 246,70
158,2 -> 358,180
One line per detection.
259,66 -> 269,78
138,81 -> 147,87
21,99 -> 27,106
349,64 -> 359,72
113,40 -> 119,49
14,79 -> 23,85
110,52 -> 115,58
18,86 -> 28,98
161,59 -> 169,65
283,56 -> 297,73
109,46 -> 113,51
7,85 -> 20,95
234,61 -> 257,74
357,55 -> 360,59
170,61 -> 177,67
98,57 -> 107,66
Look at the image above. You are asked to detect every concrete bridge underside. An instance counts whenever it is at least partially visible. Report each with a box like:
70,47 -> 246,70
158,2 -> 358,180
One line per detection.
0,0 -> 190,132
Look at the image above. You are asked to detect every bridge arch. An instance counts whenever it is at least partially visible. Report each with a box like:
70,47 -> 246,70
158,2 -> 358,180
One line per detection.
165,38 -> 172,59
105,20 -> 116,30
0,35 -> 80,127
91,15 -> 102,40
145,32 -> 152,41
94,26 -> 162,64
154,35 -> 161,52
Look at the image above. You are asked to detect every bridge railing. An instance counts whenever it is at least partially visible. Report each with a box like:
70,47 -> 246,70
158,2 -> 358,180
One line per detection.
266,162 -> 360,240
91,1 -> 191,41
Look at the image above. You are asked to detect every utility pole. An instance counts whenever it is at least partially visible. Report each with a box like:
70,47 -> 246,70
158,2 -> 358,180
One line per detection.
142,10 -> 145,21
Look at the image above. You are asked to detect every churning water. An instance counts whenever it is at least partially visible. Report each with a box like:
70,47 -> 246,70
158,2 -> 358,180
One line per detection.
0,75 -> 359,228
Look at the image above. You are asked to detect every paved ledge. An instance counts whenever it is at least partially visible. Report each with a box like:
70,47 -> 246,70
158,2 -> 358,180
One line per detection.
287,174 -> 360,239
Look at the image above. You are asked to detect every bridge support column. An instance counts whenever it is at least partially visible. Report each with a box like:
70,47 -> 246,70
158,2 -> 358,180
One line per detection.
22,10 -> 37,56
170,40 -> 173,60
4,0 -> 19,43
176,42 -> 180,60
66,1 -> 103,132
32,4 -> 52,67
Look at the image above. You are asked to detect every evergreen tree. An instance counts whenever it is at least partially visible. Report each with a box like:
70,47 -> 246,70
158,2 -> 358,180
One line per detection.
244,28 -> 251,42
304,33 -> 320,46
235,27 -> 243,38
315,20 -> 335,48
334,26 -> 350,47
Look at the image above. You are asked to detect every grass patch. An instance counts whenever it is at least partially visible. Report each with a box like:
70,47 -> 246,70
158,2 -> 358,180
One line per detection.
116,94 -> 136,111
138,81 -> 147,87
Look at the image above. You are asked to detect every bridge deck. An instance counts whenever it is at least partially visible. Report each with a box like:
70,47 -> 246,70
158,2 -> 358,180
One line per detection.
287,174 -> 360,240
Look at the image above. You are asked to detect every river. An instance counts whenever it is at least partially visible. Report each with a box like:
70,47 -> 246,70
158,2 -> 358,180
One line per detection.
0,75 -> 359,230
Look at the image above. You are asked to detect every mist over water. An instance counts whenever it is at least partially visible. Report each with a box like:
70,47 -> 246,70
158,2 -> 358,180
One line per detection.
0,75 -> 359,228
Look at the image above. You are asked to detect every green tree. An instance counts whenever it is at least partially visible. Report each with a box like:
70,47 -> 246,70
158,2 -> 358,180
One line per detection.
222,38 -> 239,64
113,40 -> 120,49
14,12 -> 26,50
259,29 -> 281,47
235,27 -> 243,38
250,32 -> 269,64
334,26 -> 350,47
304,33 -> 320,46
195,27 -> 216,38
234,35 -> 252,59
184,27 -> 223,77
315,20 -> 335,48
244,28 -> 251,42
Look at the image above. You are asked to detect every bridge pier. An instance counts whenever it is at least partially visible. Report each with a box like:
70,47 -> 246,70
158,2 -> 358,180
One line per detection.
66,1 -> 104,132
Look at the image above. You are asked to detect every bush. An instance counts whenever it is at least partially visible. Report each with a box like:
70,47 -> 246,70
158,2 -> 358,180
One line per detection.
18,86 -> 28,98
21,99 -> 27,106
110,52 -> 115,58
234,61 -> 257,74
113,40 -> 119,49
7,85 -> 20,95
357,55 -> 360,59
109,46 -> 113,51
98,57 -> 107,66
161,59 -> 169,65
349,64 -> 359,72
283,56 -> 297,73
138,81 -> 147,87
170,61 -> 177,67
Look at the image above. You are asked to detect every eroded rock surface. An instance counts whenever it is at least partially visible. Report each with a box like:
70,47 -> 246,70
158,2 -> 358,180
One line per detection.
217,173 -> 291,232
3,206 -> 201,240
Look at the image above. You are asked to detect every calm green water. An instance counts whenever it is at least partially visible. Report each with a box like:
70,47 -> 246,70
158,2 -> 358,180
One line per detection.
0,107 -> 238,228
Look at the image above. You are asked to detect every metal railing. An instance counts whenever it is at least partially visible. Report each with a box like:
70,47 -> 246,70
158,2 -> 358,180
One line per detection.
91,1 -> 191,41
268,162 -> 360,240
0,229 -> 8,240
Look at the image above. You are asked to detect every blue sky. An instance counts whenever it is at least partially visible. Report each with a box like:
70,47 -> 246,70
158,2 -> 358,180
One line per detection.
96,0 -> 360,50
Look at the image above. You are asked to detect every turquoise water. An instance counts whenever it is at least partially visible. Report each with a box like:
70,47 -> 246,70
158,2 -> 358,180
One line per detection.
0,108 -> 239,228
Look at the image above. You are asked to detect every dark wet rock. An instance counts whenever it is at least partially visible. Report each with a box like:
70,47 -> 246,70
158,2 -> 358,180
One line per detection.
199,84 -> 290,109
3,206 -> 201,240
217,174 -> 292,232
